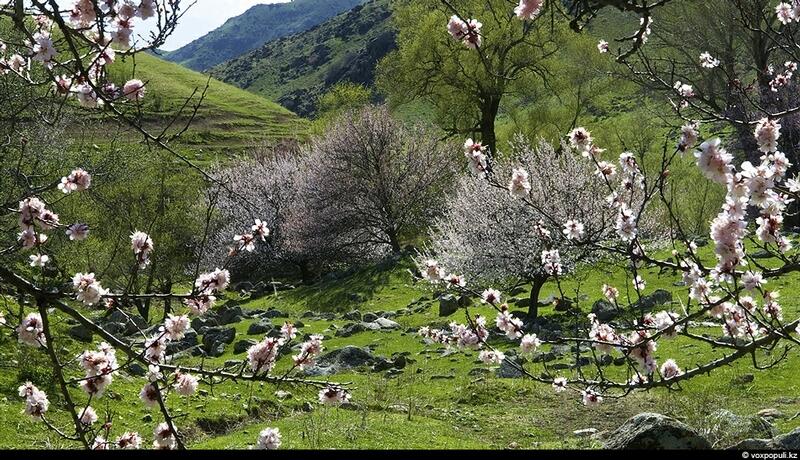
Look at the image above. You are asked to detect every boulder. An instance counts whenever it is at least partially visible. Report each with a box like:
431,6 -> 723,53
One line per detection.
68,324 -> 93,342
234,339 -> 257,354
604,413 -> 711,449
373,317 -> 400,330
191,316 -> 219,334
362,312 -> 379,322
496,356 -> 526,379
260,309 -> 288,319
128,363 -> 146,377
342,310 -> 362,321
635,289 -> 673,310
217,305 -> 245,325
704,410 -> 776,444
302,346 -> 377,376
335,323 -> 365,338
591,300 -> 620,322
438,294 -> 460,317
166,329 -> 198,354
730,427 -> 800,450
248,319 -> 273,335
202,326 -> 236,356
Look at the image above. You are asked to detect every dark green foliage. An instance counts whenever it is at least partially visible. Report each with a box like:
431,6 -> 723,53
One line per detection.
211,0 -> 395,116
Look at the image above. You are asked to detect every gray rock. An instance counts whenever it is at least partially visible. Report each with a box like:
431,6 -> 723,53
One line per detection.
300,311 -> 316,319
438,294 -> 460,317
635,289 -> 673,310
303,346 -> 377,375
362,312 -> 379,322
217,305 -> 245,325
68,324 -> 93,342
166,329 -> 198,354
261,309 -> 288,319
191,316 -> 219,334
342,310 -> 362,321
591,300 -> 620,322
704,410 -> 776,444
335,323 -> 365,338
128,363 -> 146,376
248,319 -> 273,335
360,321 -> 382,331
234,339 -> 258,354
730,427 -> 800,450
496,357 -> 526,379
202,326 -> 236,355
373,317 -> 400,330
604,413 -> 711,449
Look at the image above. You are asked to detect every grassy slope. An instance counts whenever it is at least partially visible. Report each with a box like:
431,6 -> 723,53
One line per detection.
95,53 -> 308,154
210,0 -> 394,117
2,240 -> 800,449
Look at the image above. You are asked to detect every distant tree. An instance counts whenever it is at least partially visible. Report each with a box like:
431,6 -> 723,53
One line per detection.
421,137 -> 616,319
313,82 -> 374,132
377,0 -> 560,157
302,105 -> 460,255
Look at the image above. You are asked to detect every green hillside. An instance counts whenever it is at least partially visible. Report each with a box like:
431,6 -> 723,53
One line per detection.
210,0 -> 395,117
163,0 -> 368,71
103,53 -> 308,151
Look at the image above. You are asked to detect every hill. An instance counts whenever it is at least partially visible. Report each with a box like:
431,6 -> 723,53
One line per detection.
162,0 -> 368,71
102,53 -> 308,152
210,0 -> 395,117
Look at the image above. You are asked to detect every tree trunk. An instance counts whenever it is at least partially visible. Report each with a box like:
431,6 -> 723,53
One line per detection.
298,261 -> 313,285
480,95 -> 501,157
527,276 -> 547,321
387,230 -> 402,253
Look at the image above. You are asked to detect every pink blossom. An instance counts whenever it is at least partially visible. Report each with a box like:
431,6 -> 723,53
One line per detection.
754,118 -> 781,153
164,314 -> 189,340
256,427 -> 282,450
247,337 -> 282,373
153,422 -> 177,450
173,372 -> 198,396
481,288 -> 501,304
514,0 -> 543,20
660,359 -> 682,379
66,223 -> 90,241
581,389 -> 603,406
17,312 -> 45,348
552,377 -> 568,393
115,432 -> 142,449
479,349 -> 505,364
597,40 -> 609,53
520,333 -> 542,354
508,167 -> 531,198
318,384 -> 351,406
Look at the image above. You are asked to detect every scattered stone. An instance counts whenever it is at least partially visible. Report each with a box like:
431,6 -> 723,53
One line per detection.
128,363 -> 146,377
469,368 -> 490,377
68,324 -> 93,342
301,311 -> 316,319
166,329 -> 198,354
553,298 -> 573,312
191,316 -> 219,334
260,309 -> 288,319
731,374 -> 755,385
591,300 -> 620,322
597,354 -> 614,366
757,408 -> 785,420
293,320 -> 304,328
302,346 -> 377,376
496,357 -> 526,379
574,428 -> 598,437
234,339 -> 258,354
224,359 -> 240,367
217,305 -> 245,325
335,323 -> 365,338
385,368 -> 404,378
248,319 -> 273,335
438,294 -> 460,317
373,317 -> 400,330
275,390 -> 292,400
634,290 -> 673,310
202,326 -> 236,357
430,374 -> 455,380
362,312 -> 379,322
604,413 -> 711,449
342,310 -> 362,321
704,410 -> 776,443
142,414 -> 153,423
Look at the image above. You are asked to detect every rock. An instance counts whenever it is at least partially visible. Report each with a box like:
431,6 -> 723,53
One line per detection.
260,309 -> 288,319
571,357 -> 591,368
303,346 -> 377,376
342,310 -> 362,321
202,327 -> 236,355
349,293 -> 367,303
224,359 -> 241,367
128,363 -> 146,377
217,305 -> 245,325
731,427 -> 800,450
574,428 -> 598,437
438,294 -> 460,317
191,316 -> 219,334
293,320 -> 304,328
248,319 -> 273,335
604,413 -> 711,449
468,368 -> 490,376
757,408 -> 785,420
142,414 -> 152,423
362,312 -> 379,322
234,339 -> 257,354
751,249 -> 772,259
373,317 -> 400,330
335,323 -> 365,338
591,300 -> 620,322
597,354 -> 614,366
385,368 -> 404,378
372,358 -> 395,372
553,298 -> 574,312
635,290 -> 673,310
166,329 -> 198,354
102,311 -> 148,336
300,311 -> 316,319
496,357 -> 526,379
68,324 -> 93,342
275,390 -> 292,400
705,410 -> 776,443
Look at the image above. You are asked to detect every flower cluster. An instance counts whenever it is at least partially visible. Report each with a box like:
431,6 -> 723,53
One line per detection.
78,342 -> 119,397
318,384 -> 351,406
18,382 -> 49,420
73,272 -> 108,306
447,15 -> 482,49
17,312 -> 46,348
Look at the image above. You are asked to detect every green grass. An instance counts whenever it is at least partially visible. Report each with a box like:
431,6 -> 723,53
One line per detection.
2,238 -> 800,449
78,53 -> 310,155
